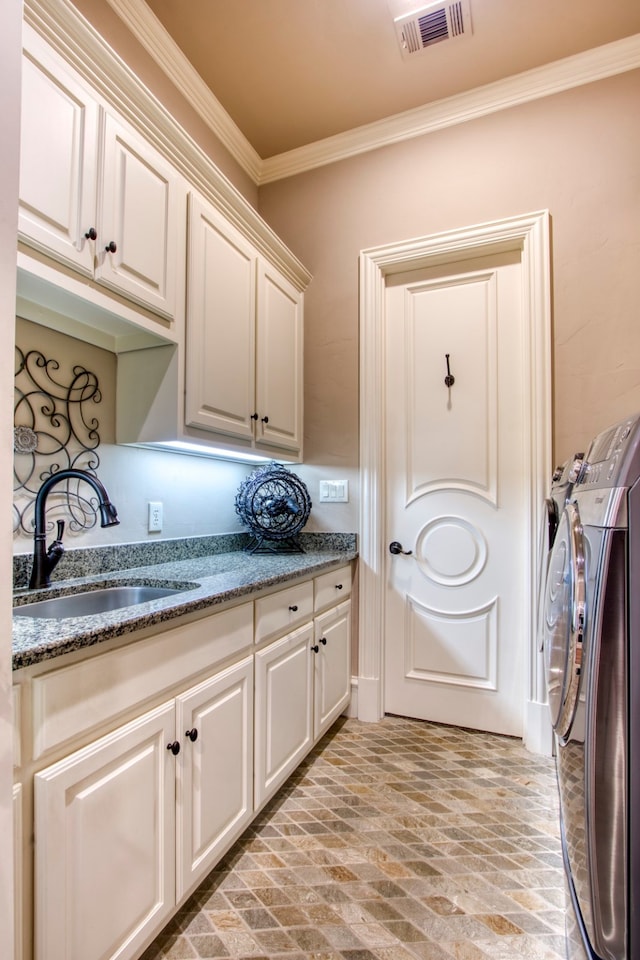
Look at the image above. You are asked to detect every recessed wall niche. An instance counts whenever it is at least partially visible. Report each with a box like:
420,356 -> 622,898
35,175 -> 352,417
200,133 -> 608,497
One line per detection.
14,317 -> 116,540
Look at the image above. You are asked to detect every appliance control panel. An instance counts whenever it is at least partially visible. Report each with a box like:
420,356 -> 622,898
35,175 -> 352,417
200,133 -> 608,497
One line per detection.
575,415 -> 640,489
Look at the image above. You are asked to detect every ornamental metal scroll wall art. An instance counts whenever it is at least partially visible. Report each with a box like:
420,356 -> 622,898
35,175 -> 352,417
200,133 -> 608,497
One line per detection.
14,346 -> 104,537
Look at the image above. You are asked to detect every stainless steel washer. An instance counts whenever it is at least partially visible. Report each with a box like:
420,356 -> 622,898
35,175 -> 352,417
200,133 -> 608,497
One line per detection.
543,414 -> 640,959
537,453 -> 584,652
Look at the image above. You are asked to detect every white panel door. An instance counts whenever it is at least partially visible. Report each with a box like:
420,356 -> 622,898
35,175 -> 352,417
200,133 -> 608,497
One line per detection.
175,656 -> 254,900
185,193 -> 256,438
19,29 -> 98,274
97,114 -> 181,318
34,702 -> 176,960
384,251 -> 526,736
256,259 -> 303,454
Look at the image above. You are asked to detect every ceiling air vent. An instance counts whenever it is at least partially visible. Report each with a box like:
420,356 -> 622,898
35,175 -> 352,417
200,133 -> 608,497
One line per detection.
394,1 -> 472,58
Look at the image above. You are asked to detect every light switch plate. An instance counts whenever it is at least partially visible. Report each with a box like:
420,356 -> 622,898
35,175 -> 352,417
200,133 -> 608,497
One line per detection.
319,480 -> 349,503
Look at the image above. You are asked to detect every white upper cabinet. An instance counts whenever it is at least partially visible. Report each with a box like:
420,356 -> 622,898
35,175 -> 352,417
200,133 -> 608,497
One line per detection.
186,192 -> 304,458
19,27 -> 184,323
18,11 -> 310,460
19,32 -> 98,276
94,113 -> 181,320
256,260 -> 304,454
185,195 -> 257,440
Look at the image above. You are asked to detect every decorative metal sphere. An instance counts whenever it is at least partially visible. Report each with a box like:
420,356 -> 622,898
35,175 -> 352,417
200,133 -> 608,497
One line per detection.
235,462 -> 311,552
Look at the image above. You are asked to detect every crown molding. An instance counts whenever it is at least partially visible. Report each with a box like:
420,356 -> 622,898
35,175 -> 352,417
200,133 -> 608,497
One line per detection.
95,1 -> 640,184
104,0 -> 263,184
261,33 -> 640,183
24,0 -> 311,289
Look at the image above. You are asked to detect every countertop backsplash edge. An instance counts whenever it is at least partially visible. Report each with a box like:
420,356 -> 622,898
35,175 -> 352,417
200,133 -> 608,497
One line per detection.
13,531 -> 358,589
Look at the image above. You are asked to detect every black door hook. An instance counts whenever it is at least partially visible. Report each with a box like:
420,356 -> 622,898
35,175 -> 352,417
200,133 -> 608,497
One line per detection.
444,354 -> 455,388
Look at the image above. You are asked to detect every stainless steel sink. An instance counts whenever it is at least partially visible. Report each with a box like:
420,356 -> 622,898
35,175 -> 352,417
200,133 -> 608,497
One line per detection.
13,584 -> 190,619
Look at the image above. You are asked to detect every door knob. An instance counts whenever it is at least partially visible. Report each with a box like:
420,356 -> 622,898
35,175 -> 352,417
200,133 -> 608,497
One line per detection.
389,541 -> 412,556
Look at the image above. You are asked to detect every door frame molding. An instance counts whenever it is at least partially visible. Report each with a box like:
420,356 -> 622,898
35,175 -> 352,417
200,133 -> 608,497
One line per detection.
357,210 -> 552,752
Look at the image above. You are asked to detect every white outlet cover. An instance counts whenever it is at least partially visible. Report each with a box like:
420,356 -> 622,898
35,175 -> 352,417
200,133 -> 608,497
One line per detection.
148,501 -> 163,532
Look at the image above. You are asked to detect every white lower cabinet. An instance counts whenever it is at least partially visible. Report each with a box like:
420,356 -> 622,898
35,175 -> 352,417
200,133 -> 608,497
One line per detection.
254,622 -> 315,809
22,564 -> 353,960
175,657 -> 253,898
313,599 -> 352,739
34,656 -> 253,960
34,701 -> 176,960
254,587 -> 353,810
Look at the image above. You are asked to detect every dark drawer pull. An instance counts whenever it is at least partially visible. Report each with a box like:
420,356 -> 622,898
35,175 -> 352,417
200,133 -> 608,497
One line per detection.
185,728 -> 198,742
335,583 -> 343,590
167,740 -> 180,755
289,604 -> 298,612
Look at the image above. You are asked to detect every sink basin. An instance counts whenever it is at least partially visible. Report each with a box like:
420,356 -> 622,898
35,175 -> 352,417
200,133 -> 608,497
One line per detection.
13,584 -> 189,620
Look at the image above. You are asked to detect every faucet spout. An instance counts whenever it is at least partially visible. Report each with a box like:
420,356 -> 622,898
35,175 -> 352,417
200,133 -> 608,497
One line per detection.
29,469 -> 120,590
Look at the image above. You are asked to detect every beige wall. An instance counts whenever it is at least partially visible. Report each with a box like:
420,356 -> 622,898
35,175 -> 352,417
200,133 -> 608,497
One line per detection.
259,70 -> 640,481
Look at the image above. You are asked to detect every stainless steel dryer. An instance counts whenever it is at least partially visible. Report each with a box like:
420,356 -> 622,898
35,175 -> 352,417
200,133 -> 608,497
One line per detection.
543,414 -> 640,959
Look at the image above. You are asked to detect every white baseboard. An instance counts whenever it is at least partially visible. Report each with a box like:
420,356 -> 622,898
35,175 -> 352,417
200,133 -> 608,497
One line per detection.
355,676 -> 384,722
524,699 -> 554,756
343,678 -> 359,718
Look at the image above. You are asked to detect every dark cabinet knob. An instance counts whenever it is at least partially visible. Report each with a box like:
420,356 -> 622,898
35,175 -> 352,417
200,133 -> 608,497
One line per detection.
319,637 -> 327,645
261,415 -> 269,424
185,728 -> 198,742
84,227 -> 97,240
105,240 -> 117,253
311,644 -> 319,653
167,740 -> 180,755
250,412 -> 259,421
289,604 -> 298,612
335,583 -> 343,590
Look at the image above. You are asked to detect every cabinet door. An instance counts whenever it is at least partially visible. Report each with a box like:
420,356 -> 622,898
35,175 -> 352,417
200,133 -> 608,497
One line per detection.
313,600 -> 352,739
175,656 -> 253,900
34,702 -> 176,960
185,193 -> 257,439
256,259 -> 304,455
254,622 -> 314,808
19,28 -> 98,274
97,113 -> 182,319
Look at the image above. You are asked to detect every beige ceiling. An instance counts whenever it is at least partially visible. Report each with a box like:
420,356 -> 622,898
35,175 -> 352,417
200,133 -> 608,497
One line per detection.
141,0 -> 640,159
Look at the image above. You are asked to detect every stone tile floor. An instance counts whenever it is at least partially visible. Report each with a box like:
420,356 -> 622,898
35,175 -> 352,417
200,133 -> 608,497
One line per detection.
142,715 -> 567,960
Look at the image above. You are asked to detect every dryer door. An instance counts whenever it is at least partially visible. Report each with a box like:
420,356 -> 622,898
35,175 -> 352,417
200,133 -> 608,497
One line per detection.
543,501 -> 586,741
537,497 -> 558,652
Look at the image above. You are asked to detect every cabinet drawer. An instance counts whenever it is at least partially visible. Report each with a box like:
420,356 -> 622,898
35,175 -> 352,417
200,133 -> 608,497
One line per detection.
31,602 -> 253,761
254,580 -> 313,645
314,565 -> 352,613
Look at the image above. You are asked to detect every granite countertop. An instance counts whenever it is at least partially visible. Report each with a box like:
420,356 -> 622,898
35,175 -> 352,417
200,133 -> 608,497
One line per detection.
13,540 -> 357,671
